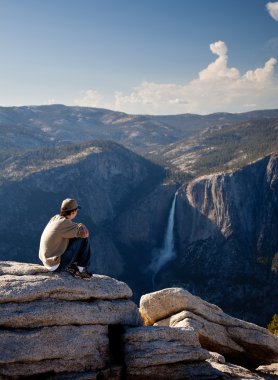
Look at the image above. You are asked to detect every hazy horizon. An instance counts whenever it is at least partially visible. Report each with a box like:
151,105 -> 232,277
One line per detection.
0,0 -> 278,115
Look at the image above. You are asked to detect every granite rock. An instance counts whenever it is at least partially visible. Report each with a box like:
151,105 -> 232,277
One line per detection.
124,326 -> 210,369
0,261 -> 139,379
0,325 -> 108,377
141,287 -> 278,367
125,360 -> 267,380
0,298 -> 141,328
0,261 -> 132,303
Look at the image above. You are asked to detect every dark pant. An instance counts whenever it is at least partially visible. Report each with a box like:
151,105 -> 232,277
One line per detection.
56,238 -> 92,272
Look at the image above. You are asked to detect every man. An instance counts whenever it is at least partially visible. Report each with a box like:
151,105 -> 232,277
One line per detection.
39,198 -> 92,279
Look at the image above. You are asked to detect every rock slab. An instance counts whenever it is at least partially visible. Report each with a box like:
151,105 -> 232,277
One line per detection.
140,287 -> 278,367
0,261 -> 141,379
0,325 -> 108,377
124,325 -> 210,378
0,261 -> 132,303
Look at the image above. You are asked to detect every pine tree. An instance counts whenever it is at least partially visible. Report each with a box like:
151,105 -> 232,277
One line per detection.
267,314 -> 278,336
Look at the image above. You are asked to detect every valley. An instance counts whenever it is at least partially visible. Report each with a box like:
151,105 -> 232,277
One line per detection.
1,105 -> 278,327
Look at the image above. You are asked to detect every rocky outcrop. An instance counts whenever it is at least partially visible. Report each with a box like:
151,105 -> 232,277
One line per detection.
0,261 -> 141,379
1,262 -> 277,379
140,287 -> 278,369
123,323 -> 275,379
0,262 -> 132,303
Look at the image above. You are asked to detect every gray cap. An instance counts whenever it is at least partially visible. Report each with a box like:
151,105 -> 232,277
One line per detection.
61,198 -> 81,212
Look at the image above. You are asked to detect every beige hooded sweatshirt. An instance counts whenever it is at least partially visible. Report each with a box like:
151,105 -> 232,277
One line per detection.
39,215 -> 87,267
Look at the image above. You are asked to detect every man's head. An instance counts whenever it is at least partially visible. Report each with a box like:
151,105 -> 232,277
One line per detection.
60,198 -> 81,218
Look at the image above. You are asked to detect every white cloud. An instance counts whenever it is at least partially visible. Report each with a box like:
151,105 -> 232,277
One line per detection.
74,41 -> 278,115
47,99 -> 56,105
266,2 -> 278,21
198,41 -> 239,80
75,89 -> 104,107
243,57 -> 277,82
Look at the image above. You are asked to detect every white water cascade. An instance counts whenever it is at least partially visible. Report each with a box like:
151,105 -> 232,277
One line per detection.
148,193 -> 177,279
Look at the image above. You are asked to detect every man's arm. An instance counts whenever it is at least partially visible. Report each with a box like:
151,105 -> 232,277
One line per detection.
77,223 -> 89,238
61,220 -> 89,239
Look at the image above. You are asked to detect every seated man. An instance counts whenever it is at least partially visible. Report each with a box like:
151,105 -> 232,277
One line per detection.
39,198 -> 92,279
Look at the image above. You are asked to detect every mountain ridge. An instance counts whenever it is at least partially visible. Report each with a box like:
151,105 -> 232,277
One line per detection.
2,104 -> 278,159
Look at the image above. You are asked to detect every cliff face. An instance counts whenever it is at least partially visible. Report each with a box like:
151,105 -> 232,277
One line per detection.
114,181 -> 178,298
158,154 -> 278,325
0,141 -> 164,272
0,140 -> 178,291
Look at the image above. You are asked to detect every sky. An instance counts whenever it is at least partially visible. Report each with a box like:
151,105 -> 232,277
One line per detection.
0,0 -> 278,115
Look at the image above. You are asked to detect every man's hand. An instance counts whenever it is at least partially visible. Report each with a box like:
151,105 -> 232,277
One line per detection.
78,223 -> 89,238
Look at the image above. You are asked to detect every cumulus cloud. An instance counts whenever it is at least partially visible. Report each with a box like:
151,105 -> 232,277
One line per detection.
198,41 -> 239,81
75,41 -> 278,115
266,2 -> 278,21
75,89 -> 104,107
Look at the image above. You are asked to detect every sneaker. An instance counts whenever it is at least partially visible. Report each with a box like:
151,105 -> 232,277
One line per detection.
73,268 -> 92,280
66,263 -> 78,276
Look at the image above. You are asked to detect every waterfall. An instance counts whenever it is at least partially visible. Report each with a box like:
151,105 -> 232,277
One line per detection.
149,193 -> 177,278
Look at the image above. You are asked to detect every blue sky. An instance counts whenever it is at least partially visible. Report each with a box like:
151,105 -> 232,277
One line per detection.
0,0 -> 278,114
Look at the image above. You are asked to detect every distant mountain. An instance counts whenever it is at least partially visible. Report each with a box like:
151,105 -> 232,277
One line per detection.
156,117 -> 278,179
2,105 -> 278,160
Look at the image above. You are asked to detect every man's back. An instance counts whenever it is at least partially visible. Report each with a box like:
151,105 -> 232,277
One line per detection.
39,215 -> 80,267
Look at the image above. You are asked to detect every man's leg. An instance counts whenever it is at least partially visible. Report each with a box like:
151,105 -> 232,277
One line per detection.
74,238 -> 92,268
56,238 -> 92,272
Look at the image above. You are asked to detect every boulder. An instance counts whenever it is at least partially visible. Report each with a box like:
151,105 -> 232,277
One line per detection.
140,288 -> 278,367
140,287 -> 227,325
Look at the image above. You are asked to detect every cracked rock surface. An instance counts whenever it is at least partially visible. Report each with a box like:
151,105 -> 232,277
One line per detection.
0,261 -> 141,378
1,261 -> 277,379
140,287 -> 278,367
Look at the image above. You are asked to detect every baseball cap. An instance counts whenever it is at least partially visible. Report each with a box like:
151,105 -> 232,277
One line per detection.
61,198 -> 81,212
